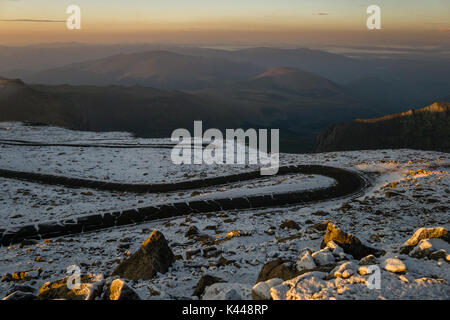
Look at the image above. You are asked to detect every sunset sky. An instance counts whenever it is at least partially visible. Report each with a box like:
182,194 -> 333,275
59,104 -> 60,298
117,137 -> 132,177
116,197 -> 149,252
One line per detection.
0,0 -> 449,45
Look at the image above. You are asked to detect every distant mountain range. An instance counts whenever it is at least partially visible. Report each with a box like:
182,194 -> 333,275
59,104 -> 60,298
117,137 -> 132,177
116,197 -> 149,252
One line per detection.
315,102 -> 450,153
25,51 -> 262,90
0,67 -> 372,152
0,45 -> 376,85
2,47 -> 448,153
2,44 -> 448,114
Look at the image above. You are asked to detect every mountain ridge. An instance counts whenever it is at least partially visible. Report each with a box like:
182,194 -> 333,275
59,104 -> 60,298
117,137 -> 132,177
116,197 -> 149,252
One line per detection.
315,102 -> 450,153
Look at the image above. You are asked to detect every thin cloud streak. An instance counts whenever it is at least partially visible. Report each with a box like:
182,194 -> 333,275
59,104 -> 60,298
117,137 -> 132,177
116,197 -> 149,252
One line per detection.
0,19 -> 65,23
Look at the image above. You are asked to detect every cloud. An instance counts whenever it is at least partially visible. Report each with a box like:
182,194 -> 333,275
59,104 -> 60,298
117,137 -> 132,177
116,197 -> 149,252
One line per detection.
0,18 -> 65,23
314,13 -> 329,16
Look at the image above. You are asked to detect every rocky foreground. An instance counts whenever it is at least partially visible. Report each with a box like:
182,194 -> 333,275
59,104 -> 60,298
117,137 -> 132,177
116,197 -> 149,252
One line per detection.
1,222 -> 449,300
0,143 -> 449,300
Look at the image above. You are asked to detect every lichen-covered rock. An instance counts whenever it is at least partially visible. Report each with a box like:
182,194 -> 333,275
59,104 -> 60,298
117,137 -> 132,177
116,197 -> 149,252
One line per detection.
112,230 -> 175,281
321,222 -> 381,260
38,274 -> 104,300
400,227 -> 449,254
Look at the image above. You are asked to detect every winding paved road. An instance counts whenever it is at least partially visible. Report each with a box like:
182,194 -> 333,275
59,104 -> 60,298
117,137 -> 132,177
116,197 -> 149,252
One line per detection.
0,138 -> 369,245
0,163 -> 367,246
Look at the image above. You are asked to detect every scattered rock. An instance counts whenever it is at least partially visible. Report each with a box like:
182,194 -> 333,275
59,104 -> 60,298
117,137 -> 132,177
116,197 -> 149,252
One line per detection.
202,283 -> 251,300
359,254 -> 378,265
276,232 -> 302,243
311,248 -> 335,266
193,275 -> 224,297
325,241 -> 344,256
256,259 -> 299,282
429,250 -> 447,261
8,284 -> 36,295
400,227 -> 449,254
409,238 -> 450,259
186,248 -> 201,260
252,278 -> 283,300
382,258 -> 406,273
311,211 -> 329,217
1,273 -> 13,282
321,222 -> 381,260
280,220 -> 300,230
38,274 -> 104,300
309,220 -> 332,232
105,278 -> 141,300
202,246 -> 222,258
214,230 -> 251,244
3,271 -> 34,282
185,226 -> 200,238
226,230 -> 250,239
332,261 -> 357,279
216,256 -> 234,267
296,251 -> 316,272
194,234 -> 212,243
358,265 -> 373,276
2,291 -> 36,300
112,230 -> 175,281
270,271 -> 330,300
409,239 -> 434,259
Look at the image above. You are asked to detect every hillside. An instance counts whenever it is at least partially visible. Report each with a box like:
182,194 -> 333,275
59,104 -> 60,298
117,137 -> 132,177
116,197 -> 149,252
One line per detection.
315,102 -> 450,153
0,78 -> 73,127
0,78 -> 246,137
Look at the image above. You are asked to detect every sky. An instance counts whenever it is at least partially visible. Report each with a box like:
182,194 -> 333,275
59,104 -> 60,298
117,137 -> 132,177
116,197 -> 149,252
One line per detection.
0,0 -> 449,46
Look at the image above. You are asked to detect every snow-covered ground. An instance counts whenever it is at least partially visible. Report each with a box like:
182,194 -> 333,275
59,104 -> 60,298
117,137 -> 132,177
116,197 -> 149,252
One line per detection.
0,122 -> 449,300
